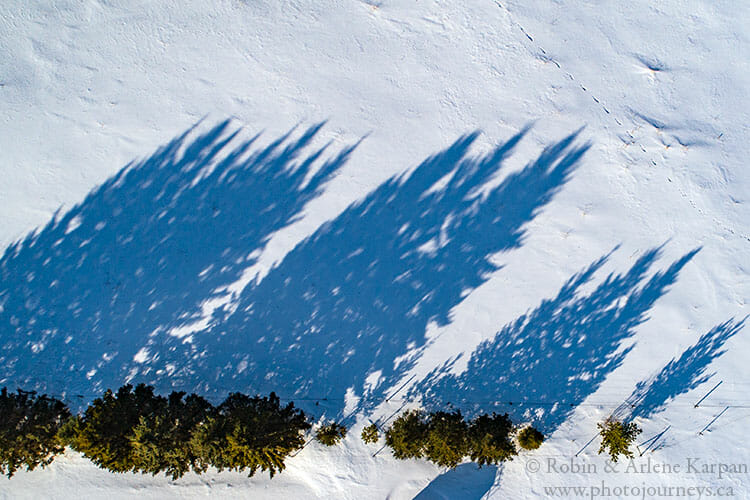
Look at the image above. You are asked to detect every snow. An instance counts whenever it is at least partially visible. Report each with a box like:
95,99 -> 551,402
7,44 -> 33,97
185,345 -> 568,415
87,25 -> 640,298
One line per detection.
0,0 -> 748,498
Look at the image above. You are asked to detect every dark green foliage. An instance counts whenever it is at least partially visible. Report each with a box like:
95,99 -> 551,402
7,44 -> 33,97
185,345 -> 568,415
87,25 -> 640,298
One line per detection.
0,388 -> 70,477
190,392 -> 310,478
597,417 -> 641,462
385,410 -> 428,460
129,392 -> 214,479
360,423 -> 379,444
424,411 -> 469,468
315,422 -> 347,446
54,385 -> 312,480
467,413 -> 517,466
384,410 -> 533,468
58,384 -> 165,473
4,382 -> 549,479
57,385 -> 310,480
517,425 -> 544,451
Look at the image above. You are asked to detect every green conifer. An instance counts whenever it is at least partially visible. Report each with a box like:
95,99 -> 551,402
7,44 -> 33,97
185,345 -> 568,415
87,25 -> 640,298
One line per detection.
517,425 -> 544,451
129,392 -> 213,479
468,413 -> 517,466
59,384 -> 165,472
424,410 -> 470,468
0,388 -> 70,477
315,422 -> 347,446
190,392 -> 309,478
360,423 -> 379,444
597,417 -> 641,462
385,410 -> 428,460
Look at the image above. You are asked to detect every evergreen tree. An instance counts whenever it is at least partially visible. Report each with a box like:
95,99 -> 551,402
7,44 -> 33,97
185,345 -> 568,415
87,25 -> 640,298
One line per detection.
360,423 -> 379,444
517,425 -> 544,451
385,410 -> 428,460
190,392 -> 310,478
129,392 -> 214,479
315,422 -> 347,446
0,388 -> 70,477
467,413 -> 517,466
59,384 -> 165,472
424,410 -> 469,468
597,417 -> 641,462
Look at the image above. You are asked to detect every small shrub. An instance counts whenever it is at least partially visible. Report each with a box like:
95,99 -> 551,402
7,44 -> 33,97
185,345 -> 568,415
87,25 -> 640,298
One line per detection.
424,411 -> 469,468
315,422 -> 347,446
0,388 -> 70,477
361,423 -> 379,444
468,413 -> 517,466
385,410 -> 428,460
517,426 -> 544,450
597,417 -> 641,462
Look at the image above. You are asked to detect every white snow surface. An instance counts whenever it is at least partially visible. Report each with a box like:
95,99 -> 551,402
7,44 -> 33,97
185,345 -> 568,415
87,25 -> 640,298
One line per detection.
1,0 -> 748,498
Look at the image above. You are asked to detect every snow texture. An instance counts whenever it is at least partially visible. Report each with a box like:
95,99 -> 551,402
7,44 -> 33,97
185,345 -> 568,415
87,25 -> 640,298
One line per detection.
0,0 -> 748,498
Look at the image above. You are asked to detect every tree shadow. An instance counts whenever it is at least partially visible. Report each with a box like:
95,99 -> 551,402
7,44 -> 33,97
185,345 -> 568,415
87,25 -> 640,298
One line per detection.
0,119 -> 356,398
3,116 -> 734,497
153,127 -> 589,413
413,246 -> 699,432
410,246 -> 699,499
0,122 -> 589,425
624,317 -> 745,420
412,463 -> 498,500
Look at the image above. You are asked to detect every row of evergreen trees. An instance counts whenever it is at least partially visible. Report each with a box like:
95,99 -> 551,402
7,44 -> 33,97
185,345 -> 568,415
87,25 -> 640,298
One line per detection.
365,410 -> 544,468
7,386 -> 653,479
0,385 -> 310,479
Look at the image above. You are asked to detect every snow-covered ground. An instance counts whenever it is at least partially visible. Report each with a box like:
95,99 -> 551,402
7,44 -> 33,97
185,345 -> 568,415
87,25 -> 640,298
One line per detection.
1,0 -> 748,498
